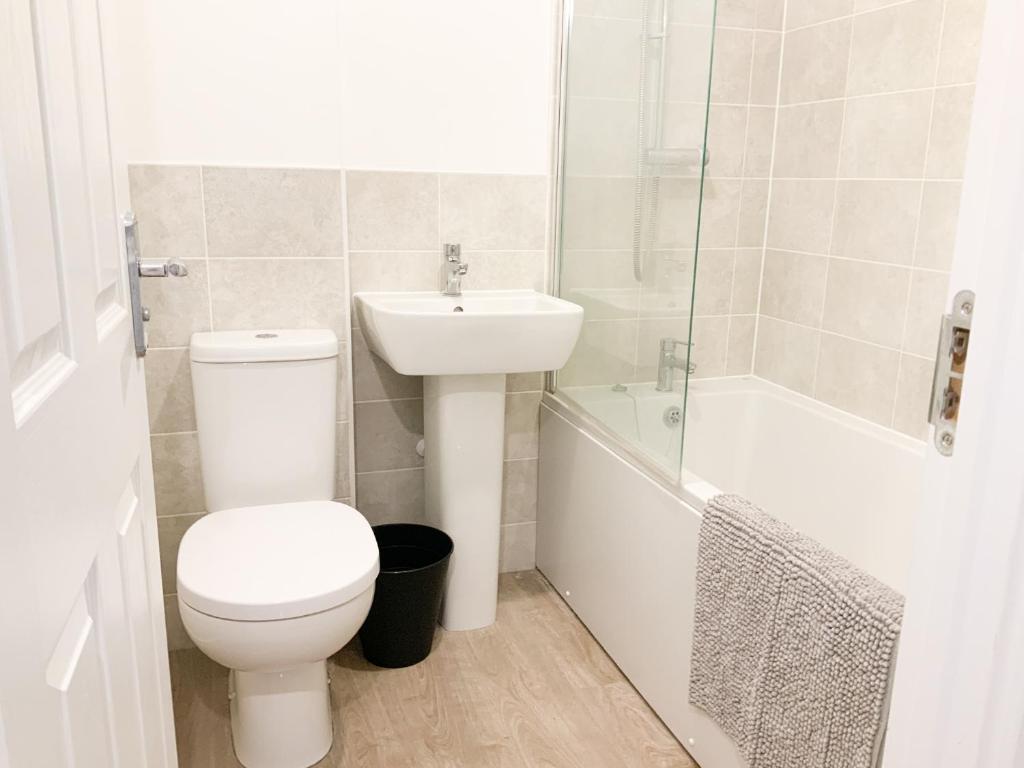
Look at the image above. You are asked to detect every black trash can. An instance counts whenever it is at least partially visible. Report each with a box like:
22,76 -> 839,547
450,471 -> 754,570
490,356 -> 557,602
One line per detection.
359,523 -> 454,668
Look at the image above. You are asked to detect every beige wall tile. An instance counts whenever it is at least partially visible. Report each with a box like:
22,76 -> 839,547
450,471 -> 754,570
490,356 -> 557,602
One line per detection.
717,0 -> 758,27
440,174 -> 547,251
128,165 -> 204,262
785,0 -> 853,30
354,399 -> 424,473
140,259 -> 210,348
569,16 -> 644,100
355,468 -> 425,525
208,258 -> 348,335
460,252 -> 546,291
731,248 -> 763,313
349,251 -> 438,297
831,181 -> 921,264
665,24 -> 716,103
697,179 -> 743,248
926,86 -> 975,179
158,513 -> 202,593
821,259 -> 910,346
164,596 -> 194,651
561,176 -> 635,250
564,98 -> 638,177
743,107 -> 776,178
151,433 -> 205,517
760,249 -> 828,325
903,269 -> 949,356
766,180 -> 836,253
814,333 -> 900,424
352,326 -> 422,402
561,250 -> 636,292
936,0 -> 986,85
145,348 -> 196,434
893,354 -> 934,439
653,178 -> 703,249
689,316 -> 730,378
726,315 -> 757,375
736,180 -> 769,247
505,392 -> 542,460
346,171 -> 439,250
915,182 -> 962,270
705,106 -> 749,178
558,320 -> 638,386
772,102 -> 844,178
710,29 -> 754,104
203,167 -> 342,258
779,19 -> 851,104
499,522 -> 537,573
753,317 -> 818,395
507,372 -> 545,392
335,422 -> 352,500
502,459 -> 539,525
749,33 -> 783,106
755,0 -> 785,29
839,91 -> 932,178
846,0 -> 942,96
694,250 -> 735,315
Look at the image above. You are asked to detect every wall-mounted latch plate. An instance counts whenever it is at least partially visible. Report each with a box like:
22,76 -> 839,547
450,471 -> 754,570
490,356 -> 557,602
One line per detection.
928,289 -> 974,456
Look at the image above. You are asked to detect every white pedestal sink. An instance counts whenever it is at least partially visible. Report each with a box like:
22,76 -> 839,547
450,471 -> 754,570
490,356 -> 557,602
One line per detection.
354,290 -> 583,630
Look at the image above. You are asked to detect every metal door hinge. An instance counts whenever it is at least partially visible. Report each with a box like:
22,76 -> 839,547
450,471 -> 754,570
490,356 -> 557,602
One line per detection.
928,289 -> 974,456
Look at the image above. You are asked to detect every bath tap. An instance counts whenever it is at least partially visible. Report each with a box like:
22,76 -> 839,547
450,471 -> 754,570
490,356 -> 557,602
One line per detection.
442,243 -> 469,296
655,337 -> 695,391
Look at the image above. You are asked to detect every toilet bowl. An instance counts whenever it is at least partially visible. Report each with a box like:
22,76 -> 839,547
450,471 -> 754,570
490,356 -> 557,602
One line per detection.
179,329 -> 379,768
177,501 -> 378,768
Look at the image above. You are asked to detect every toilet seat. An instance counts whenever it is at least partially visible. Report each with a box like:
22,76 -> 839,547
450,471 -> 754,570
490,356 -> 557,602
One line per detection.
177,500 -> 379,622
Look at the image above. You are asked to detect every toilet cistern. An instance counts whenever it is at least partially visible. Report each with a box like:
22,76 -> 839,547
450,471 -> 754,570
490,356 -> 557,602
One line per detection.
442,243 -> 469,296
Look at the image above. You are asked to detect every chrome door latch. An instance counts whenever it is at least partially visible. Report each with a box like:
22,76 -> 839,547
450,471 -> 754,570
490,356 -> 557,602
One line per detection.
928,289 -> 974,456
123,211 -> 189,357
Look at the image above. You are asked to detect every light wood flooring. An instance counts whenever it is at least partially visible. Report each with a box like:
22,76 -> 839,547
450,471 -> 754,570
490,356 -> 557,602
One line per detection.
170,570 -> 698,767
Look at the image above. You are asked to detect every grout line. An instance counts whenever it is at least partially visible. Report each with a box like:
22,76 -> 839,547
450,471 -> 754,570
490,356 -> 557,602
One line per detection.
890,0 -> 951,428
758,315 -> 937,359
354,466 -> 425,477
339,169 -> 358,503
812,7 -> 859,399
749,0 -> 789,379
198,167 -> 214,331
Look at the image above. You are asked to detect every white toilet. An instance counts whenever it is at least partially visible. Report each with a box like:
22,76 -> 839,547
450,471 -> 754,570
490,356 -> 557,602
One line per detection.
176,329 -> 379,768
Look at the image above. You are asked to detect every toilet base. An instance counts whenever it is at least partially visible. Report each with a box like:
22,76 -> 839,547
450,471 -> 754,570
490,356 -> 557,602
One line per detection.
229,661 -> 333,768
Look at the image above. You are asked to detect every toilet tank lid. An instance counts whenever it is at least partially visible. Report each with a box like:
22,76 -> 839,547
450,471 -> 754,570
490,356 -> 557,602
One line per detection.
190,330 -> 338,363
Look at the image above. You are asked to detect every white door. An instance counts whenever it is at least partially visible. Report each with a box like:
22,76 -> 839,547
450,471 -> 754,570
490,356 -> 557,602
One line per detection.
883,0 -> 1024,762
0,0 -> 177,766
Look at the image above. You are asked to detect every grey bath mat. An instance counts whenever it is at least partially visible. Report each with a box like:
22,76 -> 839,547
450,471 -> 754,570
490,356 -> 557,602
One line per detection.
689,494 -> 904,768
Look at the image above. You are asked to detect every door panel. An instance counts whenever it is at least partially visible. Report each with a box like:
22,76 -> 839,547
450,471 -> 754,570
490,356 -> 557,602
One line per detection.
0,0 -> 177,765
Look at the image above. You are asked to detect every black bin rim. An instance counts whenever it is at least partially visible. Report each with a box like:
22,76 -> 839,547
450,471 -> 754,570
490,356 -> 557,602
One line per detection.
372,523 -> 454,575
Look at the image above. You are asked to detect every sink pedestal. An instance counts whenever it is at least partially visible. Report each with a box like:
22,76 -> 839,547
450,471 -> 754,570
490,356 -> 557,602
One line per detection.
424,373 -> 506,631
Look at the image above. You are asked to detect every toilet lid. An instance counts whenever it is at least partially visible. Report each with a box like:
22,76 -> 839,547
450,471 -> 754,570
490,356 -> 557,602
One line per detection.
177,501 -> 379,621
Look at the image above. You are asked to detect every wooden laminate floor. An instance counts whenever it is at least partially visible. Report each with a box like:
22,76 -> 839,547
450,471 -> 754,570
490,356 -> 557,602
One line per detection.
170,570 -> 698,768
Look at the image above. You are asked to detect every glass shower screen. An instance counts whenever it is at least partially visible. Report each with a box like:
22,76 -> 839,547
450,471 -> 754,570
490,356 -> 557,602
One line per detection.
553,0 -> 716,480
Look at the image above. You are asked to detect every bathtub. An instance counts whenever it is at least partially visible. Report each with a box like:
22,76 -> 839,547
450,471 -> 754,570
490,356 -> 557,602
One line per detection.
537,376 -> 925,767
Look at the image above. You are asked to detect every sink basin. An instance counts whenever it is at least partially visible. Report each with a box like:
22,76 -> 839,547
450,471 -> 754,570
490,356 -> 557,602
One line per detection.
352,288 -> 583,631
353,290 -> 583,376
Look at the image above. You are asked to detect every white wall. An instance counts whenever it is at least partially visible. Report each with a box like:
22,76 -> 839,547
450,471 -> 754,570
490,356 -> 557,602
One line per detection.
109,0 -> 556,174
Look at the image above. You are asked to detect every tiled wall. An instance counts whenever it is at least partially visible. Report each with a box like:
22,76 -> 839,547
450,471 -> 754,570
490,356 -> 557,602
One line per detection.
753,0 -> 984,437
133,166 -> 550,649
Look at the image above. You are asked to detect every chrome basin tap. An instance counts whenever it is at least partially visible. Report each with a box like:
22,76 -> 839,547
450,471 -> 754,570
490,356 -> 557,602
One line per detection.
442,243 -> 469,296
655,337 -> 695,391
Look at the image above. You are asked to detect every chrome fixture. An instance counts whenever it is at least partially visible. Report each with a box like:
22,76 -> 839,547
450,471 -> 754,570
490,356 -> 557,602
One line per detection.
442,243 -> 469,296
928,289 -> 974,456
655,337 -> 695,392
123,211 -> 189,357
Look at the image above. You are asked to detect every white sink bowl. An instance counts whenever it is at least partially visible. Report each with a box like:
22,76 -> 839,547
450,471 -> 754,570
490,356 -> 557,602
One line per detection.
354,290 -> 584,376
